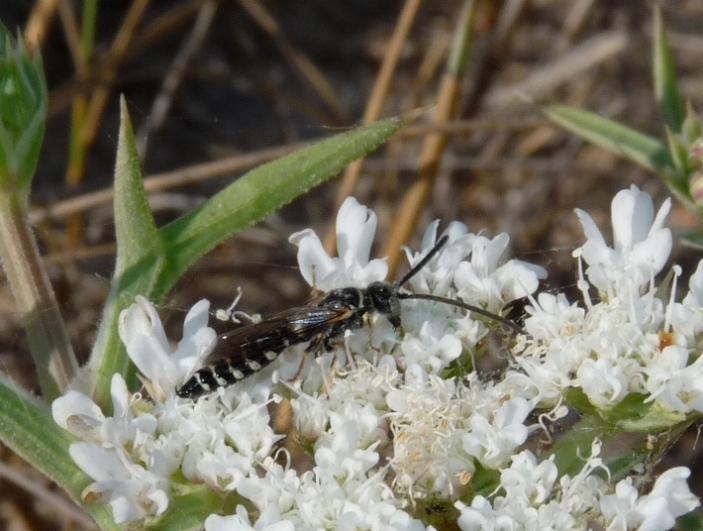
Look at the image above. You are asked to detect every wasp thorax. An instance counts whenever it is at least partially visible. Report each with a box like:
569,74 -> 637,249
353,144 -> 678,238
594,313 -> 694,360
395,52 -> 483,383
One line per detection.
320,288 -> 363,310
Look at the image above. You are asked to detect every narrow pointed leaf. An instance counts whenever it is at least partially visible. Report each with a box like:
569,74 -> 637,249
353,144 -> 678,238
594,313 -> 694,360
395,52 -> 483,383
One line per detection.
113,97 -> 163,274
653,7 -> 684,133
155,116 -> 404,298
0,375 -> 117,530
87,99 -> 167,409
542,103 -> 673,172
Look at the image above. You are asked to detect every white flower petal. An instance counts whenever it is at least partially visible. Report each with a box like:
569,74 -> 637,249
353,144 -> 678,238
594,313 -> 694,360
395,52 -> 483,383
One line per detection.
52,391 -> 104,431
574,208 -> 611,264
70,442 -> 130,482
611,185 -> 654,250
336,197 -> 376,267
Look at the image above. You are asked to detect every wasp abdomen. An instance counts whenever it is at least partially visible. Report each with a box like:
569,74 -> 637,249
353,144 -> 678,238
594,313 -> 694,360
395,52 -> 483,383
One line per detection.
177,347 -> 281,399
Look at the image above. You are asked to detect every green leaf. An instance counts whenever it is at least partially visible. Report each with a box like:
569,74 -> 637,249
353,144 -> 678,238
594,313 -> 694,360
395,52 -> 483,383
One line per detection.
468,464 -> 501,499
541,103 -> 673,173
614,400 -> 686,432
113,97 -> 163,276
155,116 -> 404,297
556,389 -> 690,479
653,7 -> 684,133
550,412 -> 649,480
87,100 -> 167,409
0,374 -> 117,530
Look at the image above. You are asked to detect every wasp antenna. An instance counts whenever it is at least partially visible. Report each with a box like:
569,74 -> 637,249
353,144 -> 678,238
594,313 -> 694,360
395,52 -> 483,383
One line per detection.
397,235 -> 449,286
398,293 -> 525,335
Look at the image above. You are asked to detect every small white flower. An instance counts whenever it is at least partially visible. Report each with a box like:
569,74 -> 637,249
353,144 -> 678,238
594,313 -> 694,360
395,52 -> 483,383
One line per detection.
70,442 -> 169,523
683,259 -> 703,308
524,292 -> 585,341
461,396 -> 532,468
574,184 -> 672,298
52,373 -> 157,446
576,357 -> 630,407
406,223 -> 546,314
118,295 -> 217,399
499,451 -> 558,506
453,233 -> 546,312
600,468 -> 699,531
289,197 -> 388,290
669,260 -> 703,340
314,419 -> 380,480
399,320 -> 462,374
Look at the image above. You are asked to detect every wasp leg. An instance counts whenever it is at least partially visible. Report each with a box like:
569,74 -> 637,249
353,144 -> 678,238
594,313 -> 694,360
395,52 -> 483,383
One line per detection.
288,333 -> 326,381
364,313 -> 384,356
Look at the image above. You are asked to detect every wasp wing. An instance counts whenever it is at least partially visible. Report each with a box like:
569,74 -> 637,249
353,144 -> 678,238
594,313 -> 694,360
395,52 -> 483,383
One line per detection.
203,304 -> 354,364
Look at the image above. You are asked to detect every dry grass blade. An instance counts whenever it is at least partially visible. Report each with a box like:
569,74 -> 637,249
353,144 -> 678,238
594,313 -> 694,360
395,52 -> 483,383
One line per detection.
30,141 -> 305,224
64,0 -> 152,248
23,0 -> 58,51
234,0 -> 349,124
55,0 -> 84,72
79,0 -> 152,150
325,0 -> 424,254
487,30 -> 628,107
382,0 -> 480,276
136,0 -> 219,158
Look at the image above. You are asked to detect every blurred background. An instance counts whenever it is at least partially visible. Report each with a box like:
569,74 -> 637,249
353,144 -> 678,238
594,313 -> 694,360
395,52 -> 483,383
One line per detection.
0,1 -> 702,529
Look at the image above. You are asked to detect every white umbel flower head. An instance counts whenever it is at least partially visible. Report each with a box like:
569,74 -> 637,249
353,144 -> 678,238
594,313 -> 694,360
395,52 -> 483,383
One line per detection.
50,191 -> 700,530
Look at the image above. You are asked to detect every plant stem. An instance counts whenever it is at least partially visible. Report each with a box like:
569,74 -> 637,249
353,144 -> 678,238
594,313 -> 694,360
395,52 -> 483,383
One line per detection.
0,196 -> 77,400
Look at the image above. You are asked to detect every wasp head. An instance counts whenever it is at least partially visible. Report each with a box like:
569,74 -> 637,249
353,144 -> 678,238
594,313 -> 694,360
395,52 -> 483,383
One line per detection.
367,282 -> 402,328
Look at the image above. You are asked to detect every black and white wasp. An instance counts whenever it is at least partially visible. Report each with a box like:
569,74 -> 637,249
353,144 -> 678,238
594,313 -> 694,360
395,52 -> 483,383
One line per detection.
176,235 -> 522,399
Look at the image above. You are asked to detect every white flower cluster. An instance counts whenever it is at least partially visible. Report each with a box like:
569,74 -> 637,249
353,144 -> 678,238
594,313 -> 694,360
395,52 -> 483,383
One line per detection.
457,442 -> 695,531
515,186 -> 703,414
53,188 -> 700,530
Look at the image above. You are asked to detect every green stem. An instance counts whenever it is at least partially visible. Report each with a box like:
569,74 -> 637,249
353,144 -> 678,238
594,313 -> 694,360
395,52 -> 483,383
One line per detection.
0,195 -> 77,399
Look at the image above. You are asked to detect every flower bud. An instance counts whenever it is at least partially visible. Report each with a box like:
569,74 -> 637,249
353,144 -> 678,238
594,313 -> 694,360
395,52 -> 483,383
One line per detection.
0,22 -> 47,196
